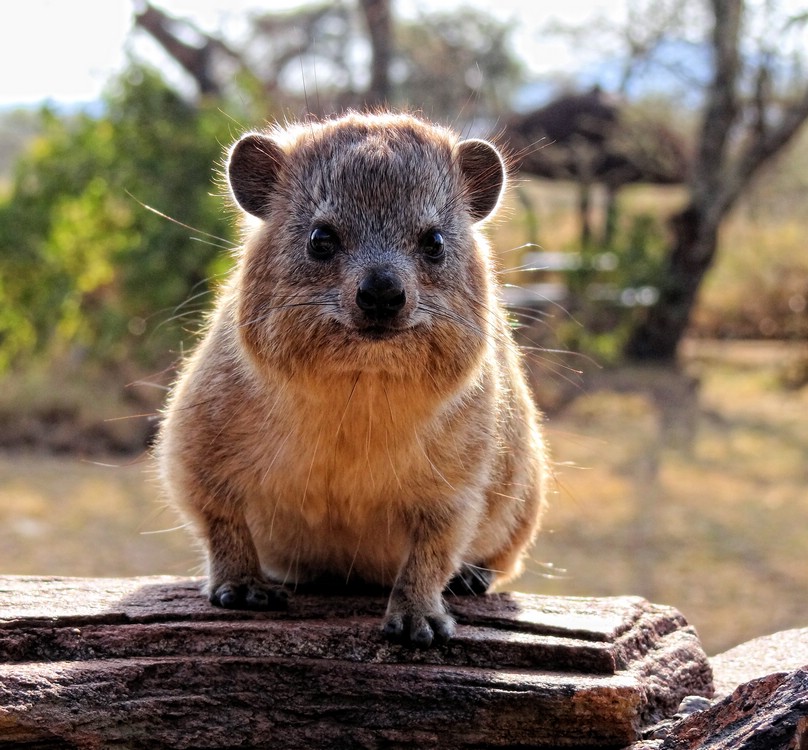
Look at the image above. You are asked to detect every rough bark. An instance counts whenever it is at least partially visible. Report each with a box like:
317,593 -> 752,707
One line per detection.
0,576 -> 713,749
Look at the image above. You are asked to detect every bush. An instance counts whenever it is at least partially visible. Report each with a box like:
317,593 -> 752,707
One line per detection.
557,212 -> 668,363
0,65 -> 237,372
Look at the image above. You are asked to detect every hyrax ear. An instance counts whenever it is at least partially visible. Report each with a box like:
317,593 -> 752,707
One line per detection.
227,133 -> 286,219
454,138 -> 506,223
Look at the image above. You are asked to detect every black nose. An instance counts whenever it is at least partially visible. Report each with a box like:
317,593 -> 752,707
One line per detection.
356,269 -> 406,320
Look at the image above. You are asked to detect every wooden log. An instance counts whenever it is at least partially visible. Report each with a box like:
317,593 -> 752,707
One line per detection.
0,576 -> 713,749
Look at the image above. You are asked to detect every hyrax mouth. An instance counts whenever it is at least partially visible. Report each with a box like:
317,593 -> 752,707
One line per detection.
354,323 -> 408,341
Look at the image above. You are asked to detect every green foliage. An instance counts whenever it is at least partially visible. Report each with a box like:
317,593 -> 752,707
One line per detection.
0,65 -> 237,372
558,212 -> 668,364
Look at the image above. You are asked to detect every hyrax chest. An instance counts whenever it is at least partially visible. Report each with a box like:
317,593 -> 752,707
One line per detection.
235,376 -> 443,582
243,374 -> 439,526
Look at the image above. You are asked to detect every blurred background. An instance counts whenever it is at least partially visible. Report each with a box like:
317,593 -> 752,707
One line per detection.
1,0 -> 806,655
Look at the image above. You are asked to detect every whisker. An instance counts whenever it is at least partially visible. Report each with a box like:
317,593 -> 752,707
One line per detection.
125,190 -> 237,249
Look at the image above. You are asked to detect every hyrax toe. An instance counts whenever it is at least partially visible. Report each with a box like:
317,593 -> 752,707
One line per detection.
381,609 -> 456,648
209,576 -> 289,611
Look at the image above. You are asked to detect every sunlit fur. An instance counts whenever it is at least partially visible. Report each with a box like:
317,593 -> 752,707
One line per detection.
156,112 -> 548,644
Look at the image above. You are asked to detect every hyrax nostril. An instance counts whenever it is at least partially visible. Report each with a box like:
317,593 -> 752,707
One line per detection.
356,269 -> 406,320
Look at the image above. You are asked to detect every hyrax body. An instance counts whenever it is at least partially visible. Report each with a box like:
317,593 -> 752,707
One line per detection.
157,112 -> 547,647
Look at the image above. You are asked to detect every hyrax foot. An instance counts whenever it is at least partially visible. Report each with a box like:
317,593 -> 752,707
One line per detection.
209,576 -> 289,611
445,564 -> 494,596
381,608 -> 456,648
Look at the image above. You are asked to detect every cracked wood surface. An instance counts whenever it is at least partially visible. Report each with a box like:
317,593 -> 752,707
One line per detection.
0,576 -> 713,749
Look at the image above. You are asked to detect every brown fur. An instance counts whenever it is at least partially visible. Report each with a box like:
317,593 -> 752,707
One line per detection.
156,112 -> 548,647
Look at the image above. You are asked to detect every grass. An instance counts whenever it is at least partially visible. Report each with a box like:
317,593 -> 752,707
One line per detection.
516,340 -> 808,654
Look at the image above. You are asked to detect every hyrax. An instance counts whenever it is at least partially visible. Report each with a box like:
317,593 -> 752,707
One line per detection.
157,112 -> 547,647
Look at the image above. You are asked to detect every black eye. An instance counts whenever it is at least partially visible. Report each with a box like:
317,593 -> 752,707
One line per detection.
308,225 -> 340,260
419,228 -> 445,262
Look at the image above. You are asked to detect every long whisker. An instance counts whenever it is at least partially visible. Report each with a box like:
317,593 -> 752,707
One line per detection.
125,190 -> 238,249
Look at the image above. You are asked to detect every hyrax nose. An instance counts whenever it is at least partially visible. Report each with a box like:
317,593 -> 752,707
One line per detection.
356,268 -> 406,321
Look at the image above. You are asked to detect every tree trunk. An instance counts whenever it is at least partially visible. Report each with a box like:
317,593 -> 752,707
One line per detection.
623,0 -> 740,362
602,184 -> 619,247
579,180 -> 594,248
359,0 -> 393,106
624,205 -> 719,360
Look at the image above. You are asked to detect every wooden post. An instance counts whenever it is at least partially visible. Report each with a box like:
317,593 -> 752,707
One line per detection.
0,576 -> 713,749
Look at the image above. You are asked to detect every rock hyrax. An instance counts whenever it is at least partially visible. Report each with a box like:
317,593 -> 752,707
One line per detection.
156,112 -> 548,647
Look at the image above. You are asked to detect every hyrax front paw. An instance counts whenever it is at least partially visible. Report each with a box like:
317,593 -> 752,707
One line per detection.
381,604 -> 456,648
208,575 -> 289,611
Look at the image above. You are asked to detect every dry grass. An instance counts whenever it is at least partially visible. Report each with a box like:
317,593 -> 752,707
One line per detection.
1,342 -> 805,655
517,340 -> 808,655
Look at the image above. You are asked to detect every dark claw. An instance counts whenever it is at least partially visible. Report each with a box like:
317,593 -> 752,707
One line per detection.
381,611 -> 455,648
430,615 -> 455,644
210,579 -> 288,611
445,564 -> 494,596
245,584 -> 288,610
212,583 -> 239,608
410,620 -> 434,649
381,613 -> 405,639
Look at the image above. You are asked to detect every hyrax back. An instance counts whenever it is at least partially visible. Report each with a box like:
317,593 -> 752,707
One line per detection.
157,112 -> 547,647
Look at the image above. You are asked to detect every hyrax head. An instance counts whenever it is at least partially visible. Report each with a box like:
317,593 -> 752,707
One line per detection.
226,113 -> 506,380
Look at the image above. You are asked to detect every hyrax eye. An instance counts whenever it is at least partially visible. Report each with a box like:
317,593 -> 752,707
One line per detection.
419,229 -> 445,262
308,225 -> 340,260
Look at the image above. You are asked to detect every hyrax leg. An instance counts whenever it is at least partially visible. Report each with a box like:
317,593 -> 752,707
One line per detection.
445,563 -> 495,596
200,502 -> 288,611
381,509 -> 466,648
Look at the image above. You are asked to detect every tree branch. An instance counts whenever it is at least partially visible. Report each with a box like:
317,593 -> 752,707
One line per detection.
133,2 -> 242,97
692,0 -> 743,213
721,84 -> 808,214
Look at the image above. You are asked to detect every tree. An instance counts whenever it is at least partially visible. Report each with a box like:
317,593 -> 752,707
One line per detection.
359,0 -> 393,106
543,0 -> 808,360
504,87 -> 687,247
623,0 -> 808,359
132,1 -> 242,97
392,7 -> 523,122
132,1 -> 523,122
133,1 -> 392,114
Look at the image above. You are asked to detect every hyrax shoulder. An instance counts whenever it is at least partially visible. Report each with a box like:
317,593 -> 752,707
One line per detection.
156,111 -> 548,647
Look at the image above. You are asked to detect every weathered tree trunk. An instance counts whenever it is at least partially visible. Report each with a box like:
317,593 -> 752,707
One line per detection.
0,576 -> 713,749
623,205 -> 719,360
359,0 -> 393,106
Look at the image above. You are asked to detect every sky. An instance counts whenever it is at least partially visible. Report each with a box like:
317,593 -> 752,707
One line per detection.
0,0 -> 629,108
